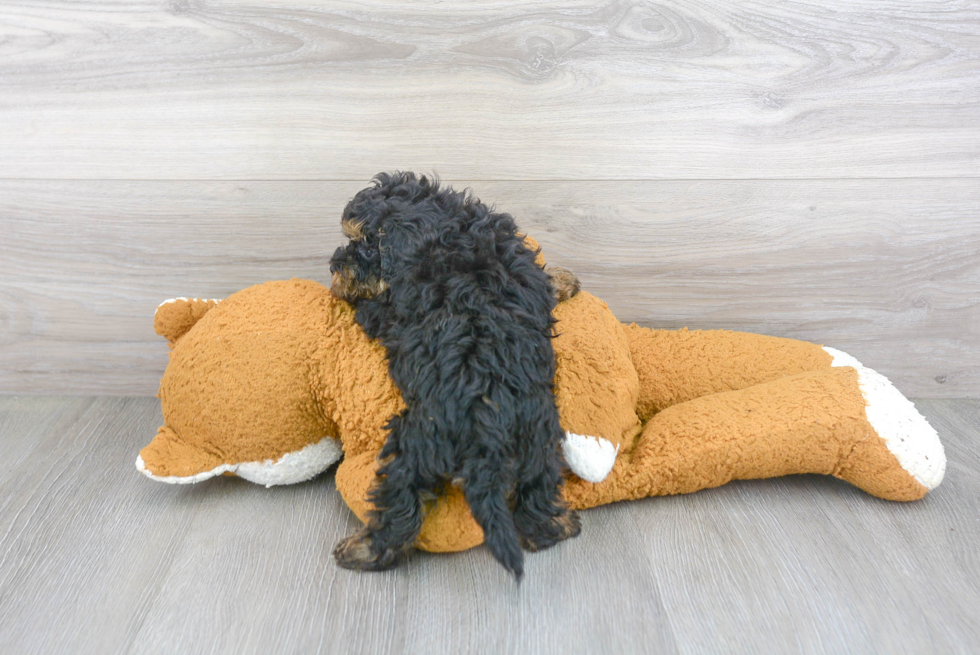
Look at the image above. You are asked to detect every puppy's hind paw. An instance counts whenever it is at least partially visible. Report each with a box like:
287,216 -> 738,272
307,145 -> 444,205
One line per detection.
333,528 -> 410,571
520,510 -> 582,552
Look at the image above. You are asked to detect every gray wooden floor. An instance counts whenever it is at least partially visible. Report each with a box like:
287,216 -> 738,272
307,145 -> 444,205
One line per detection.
0,396 -> 978,655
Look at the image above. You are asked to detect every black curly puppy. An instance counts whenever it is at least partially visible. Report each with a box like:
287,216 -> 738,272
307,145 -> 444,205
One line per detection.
329,172 -> 580,579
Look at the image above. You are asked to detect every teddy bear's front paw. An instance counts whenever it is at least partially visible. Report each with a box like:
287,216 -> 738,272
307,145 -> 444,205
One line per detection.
562,432 -> 619,483
333,528 -> 411,571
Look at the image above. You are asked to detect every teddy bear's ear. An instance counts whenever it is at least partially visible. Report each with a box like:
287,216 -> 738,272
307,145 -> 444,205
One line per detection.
154,298 -> 221,347
136,426 -> 228,483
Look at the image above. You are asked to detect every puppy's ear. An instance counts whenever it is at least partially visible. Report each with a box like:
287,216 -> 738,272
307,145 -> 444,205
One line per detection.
377,216 -> 429,279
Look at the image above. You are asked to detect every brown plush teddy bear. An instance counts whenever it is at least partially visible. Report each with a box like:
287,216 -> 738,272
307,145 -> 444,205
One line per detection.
138,248 -> 945,554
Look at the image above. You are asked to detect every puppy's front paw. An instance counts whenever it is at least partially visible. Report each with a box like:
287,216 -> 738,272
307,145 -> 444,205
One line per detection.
546,267 -> 581,303
333,528 -> 410,571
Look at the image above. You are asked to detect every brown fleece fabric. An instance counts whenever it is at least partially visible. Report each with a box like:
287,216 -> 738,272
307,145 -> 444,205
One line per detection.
552,293 -> 641,451
336,452 -> 486,553
519,234 -> 547,268
562,366 -> 927,510
154,298 -> 221,347
141,278 -> 930,553
624,324 -> 834,420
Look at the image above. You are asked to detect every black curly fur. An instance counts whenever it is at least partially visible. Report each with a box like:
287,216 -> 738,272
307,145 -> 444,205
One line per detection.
329,172 -> 580,579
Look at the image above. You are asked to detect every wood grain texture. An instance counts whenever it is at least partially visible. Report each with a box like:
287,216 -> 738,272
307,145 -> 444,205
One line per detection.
1,178 -> 977,397
0,396 -> 978,654
1,1 -> 978,179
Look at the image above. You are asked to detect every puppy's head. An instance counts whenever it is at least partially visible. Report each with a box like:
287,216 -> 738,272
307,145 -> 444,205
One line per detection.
329,214 -> 384,301
329,172 -> 441,301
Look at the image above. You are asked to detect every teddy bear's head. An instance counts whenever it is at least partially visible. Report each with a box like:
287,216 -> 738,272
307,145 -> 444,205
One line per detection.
138,279 -> 643,490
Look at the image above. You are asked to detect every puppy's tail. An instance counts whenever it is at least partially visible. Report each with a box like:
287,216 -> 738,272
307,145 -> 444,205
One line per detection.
464,482 -> 525,580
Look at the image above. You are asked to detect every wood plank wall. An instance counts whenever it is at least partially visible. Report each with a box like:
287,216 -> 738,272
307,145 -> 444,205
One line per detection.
1,1 -> 978,396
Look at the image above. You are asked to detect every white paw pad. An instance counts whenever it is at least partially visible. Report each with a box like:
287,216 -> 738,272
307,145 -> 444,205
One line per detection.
562,432 -> 619,483
824,346 -> 946,490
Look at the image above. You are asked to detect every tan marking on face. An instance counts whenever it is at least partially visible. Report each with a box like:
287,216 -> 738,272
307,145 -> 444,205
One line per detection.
364,276 -> 389,297
342,219 -> 366,241
330,268 -> 388,301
